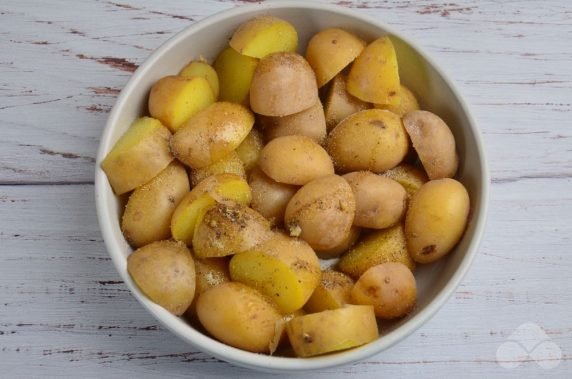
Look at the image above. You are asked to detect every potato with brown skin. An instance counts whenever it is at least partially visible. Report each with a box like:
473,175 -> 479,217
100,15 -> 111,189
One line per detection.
316,226 -> 361,259
197,282 -> 282,353
305,28 -> 366,88
343,172 -> 407,229
403,110 -> 458,179
249,167 -> 298,225
324,74 -> 371,131
259,135 -> 334,185
193,201 -> 272,259
304,271 -> 354,313
382,163 -> 428,200
326,109 -> 409,173
190,151 -> 246,187
171,102 -> 254,169
405,178 -> 470,263
259,101 -> 327,145
250,52 -> 318,117
101,117 -> 173,195
351,262 -> 417,319
235,129 -> 264,173
337,224 -> 415,279
375,85 -> 419,117
186,257 -> 230,315
127,240 -> 195,316
284,175 -> 355,250
122,162 -> 190,247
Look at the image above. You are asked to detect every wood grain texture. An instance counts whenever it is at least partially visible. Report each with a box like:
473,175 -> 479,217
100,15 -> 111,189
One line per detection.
1,0 -> 571,377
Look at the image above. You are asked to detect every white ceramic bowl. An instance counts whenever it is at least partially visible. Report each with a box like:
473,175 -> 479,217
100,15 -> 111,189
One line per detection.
95,1 -> 489,372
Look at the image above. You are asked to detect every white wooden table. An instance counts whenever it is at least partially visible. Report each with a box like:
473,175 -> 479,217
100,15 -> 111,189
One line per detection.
1,1 -> 571,377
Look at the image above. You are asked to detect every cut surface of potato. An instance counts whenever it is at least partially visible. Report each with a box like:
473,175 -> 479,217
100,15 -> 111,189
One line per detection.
382,163 -> 428,200
260,101 -> 327,145
305,28 -> 366,87
249,167 -> 298,225
230,233 -> 321,314
304,271 -> 354,313
230,16 -> 298,59
127,240 -> 195,316
324,74 -> 371,131
374,85 -> 419,116
148,75 -> 215,132
235,129 -> 264,173
179,59 -> 220,99
101,117 -> 173,195
214,47 -> 259,105
347,36 -> 400,105
286,305 -> 379,357
190,151 -> 246,187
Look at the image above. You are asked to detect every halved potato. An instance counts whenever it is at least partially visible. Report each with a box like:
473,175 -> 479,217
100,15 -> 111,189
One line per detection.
305,28 -> 366,87
190,151 -> 246,187
259,101 -> 327,145
213,47 -> 259,105
324,74 -> 371,131
347,36 -> 400,105
148,75 -> 215,132
179,59 -> 219,99
375,85 -> 419,116
230,16 -> 298,59
101,117 -> 173,195
382,163 -> 428,199
229,233 -> 321,314
304,271 -> 354,313
235,129 -> 264,173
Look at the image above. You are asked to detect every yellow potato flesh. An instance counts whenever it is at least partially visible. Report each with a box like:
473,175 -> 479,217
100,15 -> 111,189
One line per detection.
214,47 -> 258,105
179,60 -> 220,99
235,129 -> 264,173
230,16 -> 298,59
304,271 -> 354,313
347,36 -> 400,105
148,75 -> 215,132
286,305 -> 378,357
101,117 -> 173,195
375,85 -> 419,116
382,163 -> 428,200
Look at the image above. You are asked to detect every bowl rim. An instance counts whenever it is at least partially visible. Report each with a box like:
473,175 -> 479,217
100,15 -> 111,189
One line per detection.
95,0 -> 490,372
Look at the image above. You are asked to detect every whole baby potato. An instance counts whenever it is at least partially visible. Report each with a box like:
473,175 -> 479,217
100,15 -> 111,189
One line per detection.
315,226 -> 361,259
405,178 -> 470,263
343,171 -> 407,229
250,52 -> 318,117
259,135 -> 334,185
351,262 -> 417,319
122,162 -> 190,247
190,151 -> 246,187
284,175 -> 355,250
127,240 -> 195,316
171,102 -> 254,169
326,109 -> 409,173
305,28 -> 366,87
196,282 -> 281,353
249,167 -> 299,225
324,74 -> 371,131
403,110 -> 458,180
259,101 -> 327,145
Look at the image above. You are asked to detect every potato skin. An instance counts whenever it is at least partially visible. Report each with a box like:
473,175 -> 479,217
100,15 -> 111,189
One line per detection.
326,109 -> 409,173
197,282 -> 281,353
403,110 -> 458,180
190,151 -> 246,187
405,178 -> 470,263
122,162 -> 190,247
235,129 -> 264,173
259,135 -> 334,185
260,101 -> 327,145
304,271 -> 354,313
337,224 -> 415,279
286,305 -> 378,357
127,240 -> 195,316
375,85 -> 419,117
316,226 -> 361,259
213,47 -> 258,106
351,262 -> 416,319
230,16 -> 298,59
249,167 -> 298,225
193,201 -> 272,258
343,172 -> 407,229
284,175 -> 355,250
305,28 -> 366,88
324,74 -> 371,131
186,257 -> 230,315
171,102 -> 254,169
382,163 -> 428,200
250,52 -> 318,117
101,117 -> 173,195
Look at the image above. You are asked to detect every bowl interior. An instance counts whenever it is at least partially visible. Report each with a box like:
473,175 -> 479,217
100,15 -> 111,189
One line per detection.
95,1 -> 488,373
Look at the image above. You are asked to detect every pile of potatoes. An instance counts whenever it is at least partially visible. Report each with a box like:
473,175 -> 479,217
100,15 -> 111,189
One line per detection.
101,15 -> 470,358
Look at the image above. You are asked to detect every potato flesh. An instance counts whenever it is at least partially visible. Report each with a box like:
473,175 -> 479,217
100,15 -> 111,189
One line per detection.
351,262 -> 417,319
405,178 -> 470,263
260,101 -> 327,145
171,102 -> 254,169
229,234 -> 321,314
214,47 -> 259,105
249,167 -> 298,225
148,75 -> 215,132
122,162 -> 190,247
286,305 -> 378,357
230,16 -> 298,59
305,28 -> 366,88
304,271 -> 354,313
324,74 -> 371,131
337,224 -> 415,279
382,163 -> 428,200
127,240 -> 195,316
190,150 -> 246,187
197,282 -> 281,353
179,60 -> 220,99
375,85 -> 419,116
101,117 -> 173,195
235,129 -> 264,173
